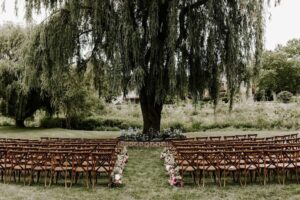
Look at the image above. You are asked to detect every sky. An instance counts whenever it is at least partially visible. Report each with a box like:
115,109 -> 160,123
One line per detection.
1,0 -> 300,50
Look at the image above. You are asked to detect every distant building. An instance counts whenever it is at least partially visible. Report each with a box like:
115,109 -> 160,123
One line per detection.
113,91 -> 139,104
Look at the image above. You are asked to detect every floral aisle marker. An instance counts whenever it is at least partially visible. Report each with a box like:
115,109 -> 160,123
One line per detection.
111,146 -> 129,186
160,148 -> 183,187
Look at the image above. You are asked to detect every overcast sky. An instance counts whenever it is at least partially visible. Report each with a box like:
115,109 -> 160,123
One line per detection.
1,0 -> 300,50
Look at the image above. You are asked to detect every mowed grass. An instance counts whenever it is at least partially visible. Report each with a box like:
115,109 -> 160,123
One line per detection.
0,128 -> 300,200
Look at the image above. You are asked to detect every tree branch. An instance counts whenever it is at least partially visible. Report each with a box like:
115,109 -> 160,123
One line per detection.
176,0 -> 209,48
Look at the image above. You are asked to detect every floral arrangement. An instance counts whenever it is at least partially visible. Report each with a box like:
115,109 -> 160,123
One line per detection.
160,148 -> 183,187
119,128 -> 186,142
111,146 -> 129,186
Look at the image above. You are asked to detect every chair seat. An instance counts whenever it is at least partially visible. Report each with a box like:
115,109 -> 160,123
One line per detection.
14,165 -> 32,170
179,166 -> 195,172
33,166 -> 52,171
264,164 -> 276,169
239,165 -> 257,170
199,166 -> 217,171
277,163 -> 295,168
0,164 -> 12,168
220,165 -> 237,171
96,167 -> 112,173
74,167 -> 92,172
54,166 -> 72,171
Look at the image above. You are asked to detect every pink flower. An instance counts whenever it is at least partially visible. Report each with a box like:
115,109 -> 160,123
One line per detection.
169,174 -> 177,186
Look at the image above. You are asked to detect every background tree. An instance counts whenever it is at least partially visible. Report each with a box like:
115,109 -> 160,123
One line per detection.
0,23 -> 98,128
15,0 -> 265,134
258,40 -> 300,97
0,24 -> 53,127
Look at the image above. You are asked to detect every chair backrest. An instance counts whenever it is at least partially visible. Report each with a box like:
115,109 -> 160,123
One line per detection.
92,152 -> 115,173
7,150 -> 30,170
224,136 -> 236,141
209,136 -> 221,141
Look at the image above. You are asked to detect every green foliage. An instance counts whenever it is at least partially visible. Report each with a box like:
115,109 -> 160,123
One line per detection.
119,128 -> 186,141
14,0 -> 267,133
0,23 -> 103,127
168,122 -> 186,132
258,40 -> 300,95
39,117 -> 66,129
40,116 -> 143,131
0,24 -> 53,126
277,91 -> 293,103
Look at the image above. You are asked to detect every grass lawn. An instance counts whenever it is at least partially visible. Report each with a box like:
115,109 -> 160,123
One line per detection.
0,127 -> 300,200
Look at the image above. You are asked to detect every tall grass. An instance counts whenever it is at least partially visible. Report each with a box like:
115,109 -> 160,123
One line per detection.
1,101 -> 300,132
91,101 -> 300,132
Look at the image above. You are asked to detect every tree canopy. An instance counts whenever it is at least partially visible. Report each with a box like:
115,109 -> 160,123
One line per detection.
0,24 -> 100,127
6,0 -> 267,133
0,24 -> 53,126
258,39 -> 300,95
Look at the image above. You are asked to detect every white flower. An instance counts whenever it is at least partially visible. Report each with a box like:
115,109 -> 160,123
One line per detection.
115,174 -> 122,181
166,165 -> 172,172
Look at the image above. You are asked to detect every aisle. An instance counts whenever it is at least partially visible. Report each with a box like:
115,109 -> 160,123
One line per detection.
122,148 -> 168,193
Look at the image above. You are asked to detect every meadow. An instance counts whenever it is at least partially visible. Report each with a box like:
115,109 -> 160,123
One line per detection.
0,128 -> 299,200
11,101 -> 300,132
0,101 -> 299,200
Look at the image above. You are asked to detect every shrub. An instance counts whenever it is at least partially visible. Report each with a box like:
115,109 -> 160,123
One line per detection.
202,96 -> 211,102
221,97 -> 229,103
118,128 -> 186,141
277,91 -> 293,103
95,126 -> 120,131
191,121 -> 202,130
40,116 -> 142,130
169,122 -> 186,132
40,117 -> 66,128
191,111 -> 198,116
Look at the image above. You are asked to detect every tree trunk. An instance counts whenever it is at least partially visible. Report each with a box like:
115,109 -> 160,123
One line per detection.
140,89 -> 163,135
15,118 -> 25,128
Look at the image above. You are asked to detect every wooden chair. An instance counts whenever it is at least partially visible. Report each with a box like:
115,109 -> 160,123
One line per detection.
240,150 -> 263,185
177,151 -> 198,185
49,151 -> 73,188
224,136 -> 236,141
71,152 -> 93,188
92,152 -> 115,187
199,151 -> 221,186
263,150 -> 281,185
209,136 -> 221,141
280,150 -> 298,184
29,150 -> 51,186
7,150 -> 31,185
196,137 -> 208,141
0,149 -> 7,183
220,151 -> 241,186
247,134 -> 258,140
235,135 -> 247,141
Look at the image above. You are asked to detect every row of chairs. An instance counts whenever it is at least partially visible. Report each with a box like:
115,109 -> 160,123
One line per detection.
168,133 -> 300,186
178,149 -> 300,186
170,133 -> 298,142
0,138 -> 121,188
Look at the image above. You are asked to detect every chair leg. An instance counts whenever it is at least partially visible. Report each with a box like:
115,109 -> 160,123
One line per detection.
44,171 -> 48,187
86,171 -> 89,189
1,170 -> 5,183
263,169 -> 267,185
64,171 -> 68,188
202,171 -> 205,187
198,171 -> 202,186
91,171 -> 95,189
37,171 -> 41,184
48,171 -> 54,187
223,171 -> 227,187
295,168 -> 299,184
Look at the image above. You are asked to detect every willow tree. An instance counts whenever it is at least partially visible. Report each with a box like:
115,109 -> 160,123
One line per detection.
0,24 -> 53,127
15,0 -> 265,134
